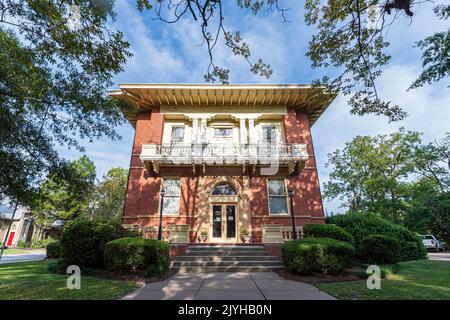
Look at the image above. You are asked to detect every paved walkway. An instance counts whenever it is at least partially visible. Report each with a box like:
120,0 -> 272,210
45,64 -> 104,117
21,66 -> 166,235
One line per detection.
122,272 -> 336,300
0,249 -> 46,264
428,252 -> 450,261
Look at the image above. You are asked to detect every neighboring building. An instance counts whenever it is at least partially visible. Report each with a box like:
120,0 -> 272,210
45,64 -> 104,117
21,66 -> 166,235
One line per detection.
0,204 -> 33,247
111,84 -> 334,244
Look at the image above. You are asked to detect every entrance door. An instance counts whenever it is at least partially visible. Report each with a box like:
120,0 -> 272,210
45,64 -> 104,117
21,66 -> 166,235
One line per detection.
7,232 -> 15,246
211,204 -> 237,242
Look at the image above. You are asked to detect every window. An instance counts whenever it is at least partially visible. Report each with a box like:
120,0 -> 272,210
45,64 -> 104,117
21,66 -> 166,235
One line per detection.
267,179 -> 288,214
212,183 -> 237,196
161,178 -> 181,215
171,126 -> 185,142
262,126 -> 276,143
214,127 -> 233,138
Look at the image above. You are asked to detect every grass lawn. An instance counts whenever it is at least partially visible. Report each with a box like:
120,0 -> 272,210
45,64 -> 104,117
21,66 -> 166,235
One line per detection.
2,248 -> 42,255
0,260 -> 141,300
317,260 -> 450,300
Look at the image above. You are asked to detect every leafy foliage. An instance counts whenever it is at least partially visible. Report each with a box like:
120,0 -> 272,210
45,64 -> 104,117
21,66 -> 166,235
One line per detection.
46,240 -> 62,259
303,223 -> 354,244
87,167 -> 128,221
359,234 -> 400,264
324,129 -> 450,223
327,212 -> 426,261
0,0 -> 131,206
403,179 -> 450,243
104,237 -> 169,274
31,156 -> 96,226
282,238 -> 355,275
60,218 -> 130,268
304,0 -> 449,121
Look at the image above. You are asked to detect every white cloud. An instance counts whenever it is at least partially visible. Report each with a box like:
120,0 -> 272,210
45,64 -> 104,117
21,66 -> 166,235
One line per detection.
313,63 -> 450,214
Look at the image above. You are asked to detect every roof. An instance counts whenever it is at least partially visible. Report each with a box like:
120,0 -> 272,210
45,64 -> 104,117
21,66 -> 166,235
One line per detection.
109,83 -> 335,128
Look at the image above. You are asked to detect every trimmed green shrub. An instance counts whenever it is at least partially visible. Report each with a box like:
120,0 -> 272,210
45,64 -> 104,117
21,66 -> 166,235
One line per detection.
282,238 -> 355,275
16,240 -> 28,248
359,235 -> 400,264
303,223 -> 354,244
327,212 -> 426,262
46,240 -> 62,259
30,238 -> 56,248
60,218 -> 130,268
104,237 -> 170,275
47,258 -> 67,274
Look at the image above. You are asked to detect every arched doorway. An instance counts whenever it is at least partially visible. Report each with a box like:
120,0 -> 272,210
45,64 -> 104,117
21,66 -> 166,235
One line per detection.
196,176 -> 250,243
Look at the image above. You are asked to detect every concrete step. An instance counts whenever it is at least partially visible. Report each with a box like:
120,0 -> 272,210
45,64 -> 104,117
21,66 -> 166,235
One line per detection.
173,265 -> 283,272
173,244 -> 282,272
176,255 -> 280,262
182,251 -> 271,256
173,261 -> 283,267
185,247 -> 266,252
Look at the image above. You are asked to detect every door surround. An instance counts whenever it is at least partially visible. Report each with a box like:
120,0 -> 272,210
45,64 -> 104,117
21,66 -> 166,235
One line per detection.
196,176 -> 251,243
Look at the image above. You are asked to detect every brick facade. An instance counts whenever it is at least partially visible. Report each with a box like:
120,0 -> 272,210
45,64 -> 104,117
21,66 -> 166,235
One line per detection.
122,106 -> 325,243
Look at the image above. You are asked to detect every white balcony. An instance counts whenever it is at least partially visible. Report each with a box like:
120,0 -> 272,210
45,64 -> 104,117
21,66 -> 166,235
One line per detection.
140,143 -> 308,174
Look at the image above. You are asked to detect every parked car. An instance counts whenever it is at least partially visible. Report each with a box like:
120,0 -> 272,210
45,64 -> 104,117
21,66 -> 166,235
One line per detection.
439,240 -> 448,251
422,235 -> 444,252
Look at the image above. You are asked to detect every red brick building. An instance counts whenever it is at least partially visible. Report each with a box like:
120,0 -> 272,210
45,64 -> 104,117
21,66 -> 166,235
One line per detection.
111,84 -> 334,244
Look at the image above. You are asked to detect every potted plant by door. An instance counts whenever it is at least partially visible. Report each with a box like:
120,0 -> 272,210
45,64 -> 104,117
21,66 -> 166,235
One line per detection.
198,230 -> 208,242
241,230 -> 251,243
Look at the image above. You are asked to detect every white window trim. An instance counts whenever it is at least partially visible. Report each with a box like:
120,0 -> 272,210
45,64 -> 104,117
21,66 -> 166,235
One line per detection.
160,177 -> 181,216
261,125 -> 277,144
170,125 -> 186,143
267,178 -> 290,216
213,127 -> 233,139
257,121 -> 285,144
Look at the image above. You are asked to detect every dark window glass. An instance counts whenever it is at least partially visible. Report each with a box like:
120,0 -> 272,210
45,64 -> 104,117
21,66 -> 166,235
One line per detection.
212,184 -> 237,196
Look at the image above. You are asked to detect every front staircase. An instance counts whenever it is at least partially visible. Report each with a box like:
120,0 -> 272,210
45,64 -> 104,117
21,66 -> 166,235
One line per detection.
172,245 -> 283,272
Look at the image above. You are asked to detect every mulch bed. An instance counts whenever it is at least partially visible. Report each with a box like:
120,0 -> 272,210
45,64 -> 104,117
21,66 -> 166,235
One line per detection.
277,266 -> 367,284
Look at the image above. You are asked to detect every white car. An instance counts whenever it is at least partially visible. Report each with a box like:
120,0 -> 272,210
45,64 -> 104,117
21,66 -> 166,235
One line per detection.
422,235 -> 444,252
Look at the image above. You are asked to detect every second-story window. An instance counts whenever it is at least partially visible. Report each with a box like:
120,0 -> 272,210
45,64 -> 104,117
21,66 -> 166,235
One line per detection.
171,126 -> 185,142
214,128 -> 233,138
262,126 -> 276,144
161,178 -> 181,215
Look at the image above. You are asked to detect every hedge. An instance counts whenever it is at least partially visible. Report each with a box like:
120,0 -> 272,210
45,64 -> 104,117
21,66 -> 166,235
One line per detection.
282,238 -> 355,275
46,240 -> 62,259
326,212 -> 426,262
60,218 -> 131,268
359,235 -> 400,264
103,237 -> 170,275
303,223 -> 354,244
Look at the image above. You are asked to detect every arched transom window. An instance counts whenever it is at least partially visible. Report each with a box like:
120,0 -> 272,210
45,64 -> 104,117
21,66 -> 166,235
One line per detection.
211,183 -> 237,196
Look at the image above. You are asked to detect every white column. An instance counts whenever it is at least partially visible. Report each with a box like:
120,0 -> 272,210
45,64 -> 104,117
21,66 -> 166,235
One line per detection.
200,117 -> 208,144
192,117 -> 199,144
248,118 -> 255,144
239,118 -> 247,145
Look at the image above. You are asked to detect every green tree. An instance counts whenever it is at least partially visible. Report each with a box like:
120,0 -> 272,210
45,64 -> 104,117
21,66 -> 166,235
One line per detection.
325,129 -> 424,223
403,179 -> 450,243
136,1 -> 448,120
0,1 -> 131,206
88,167 -> 128,221
31,156 -> 96,226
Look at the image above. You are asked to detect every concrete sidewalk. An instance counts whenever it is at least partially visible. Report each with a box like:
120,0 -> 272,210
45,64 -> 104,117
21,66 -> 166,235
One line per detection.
122,272 -> 336,300
428,252 -> 450,261
0,249 -> 46,264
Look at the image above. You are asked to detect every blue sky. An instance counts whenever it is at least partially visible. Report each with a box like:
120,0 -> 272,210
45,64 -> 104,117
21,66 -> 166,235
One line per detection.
63,0 -> 449,214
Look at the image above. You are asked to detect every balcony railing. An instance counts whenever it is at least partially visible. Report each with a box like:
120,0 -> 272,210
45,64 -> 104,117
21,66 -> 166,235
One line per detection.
141,143 -> 308,166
